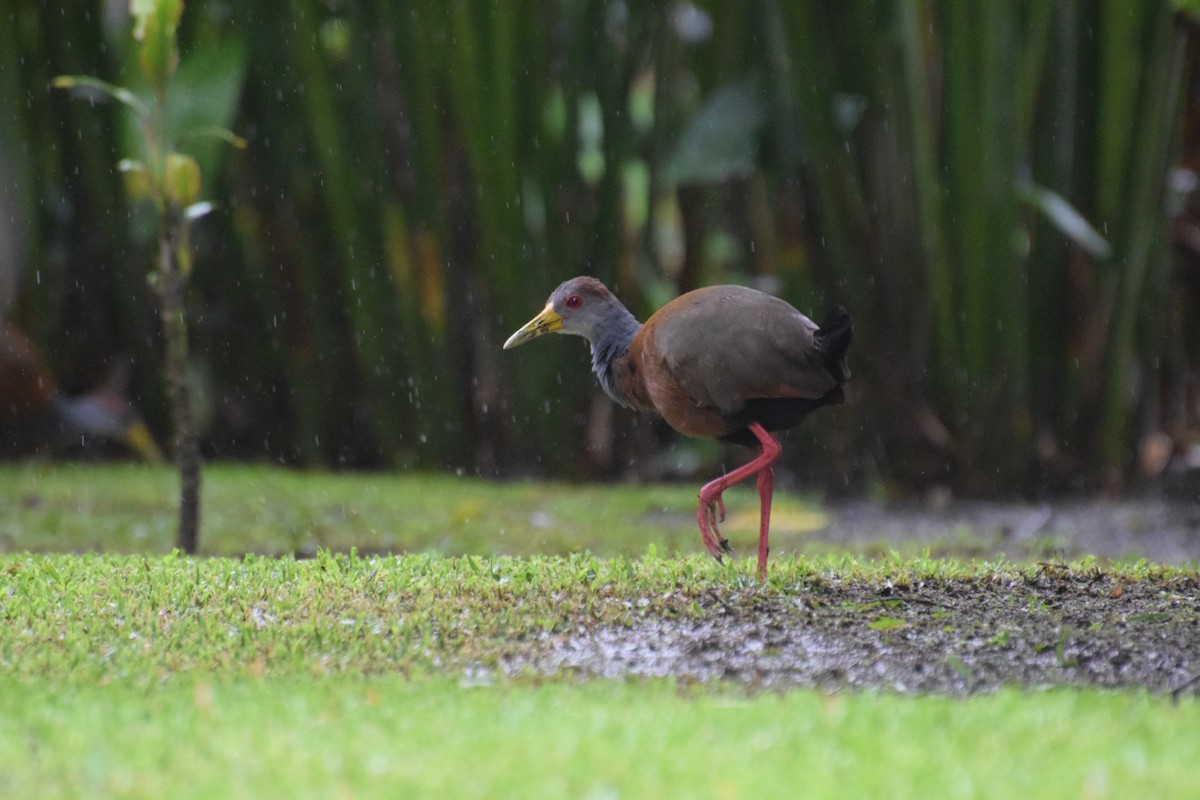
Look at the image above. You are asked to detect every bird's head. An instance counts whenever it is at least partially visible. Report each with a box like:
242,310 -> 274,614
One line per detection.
55,386 -> 165,463
503,276 -> 625,349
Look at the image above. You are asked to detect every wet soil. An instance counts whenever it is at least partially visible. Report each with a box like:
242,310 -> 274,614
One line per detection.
499,497 -> 1200,695
508,569 -> 1200,696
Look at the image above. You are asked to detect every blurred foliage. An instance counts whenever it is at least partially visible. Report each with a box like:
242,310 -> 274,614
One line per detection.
1,0 -> 1197,496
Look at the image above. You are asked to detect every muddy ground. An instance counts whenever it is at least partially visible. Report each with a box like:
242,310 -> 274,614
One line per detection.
508,498 -> 1200,695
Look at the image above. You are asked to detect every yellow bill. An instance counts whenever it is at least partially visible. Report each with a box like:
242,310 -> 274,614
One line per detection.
503,303 -> 563,349
122,421 -> 166,464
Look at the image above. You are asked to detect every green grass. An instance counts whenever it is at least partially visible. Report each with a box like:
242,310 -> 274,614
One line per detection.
2,550 -> 1061,682
2,465 -> 1198,797
0,462 -> 826,558
2,552 -> 1196,797
0,551 -> 716,681
2,677 -> 1195,799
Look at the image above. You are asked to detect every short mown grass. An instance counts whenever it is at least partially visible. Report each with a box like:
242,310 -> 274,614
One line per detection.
3,676 -> 1196,800
0,462 -> 819,558
9,550 -> 1093,682
1,464 -> 1198,798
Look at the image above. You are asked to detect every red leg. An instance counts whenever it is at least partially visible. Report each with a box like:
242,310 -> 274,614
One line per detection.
756,465 -> 773,581
696,422 -> 782,578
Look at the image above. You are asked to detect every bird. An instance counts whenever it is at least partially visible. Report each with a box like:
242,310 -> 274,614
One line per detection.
504,276 -> 852,580
0,324 -> 163,461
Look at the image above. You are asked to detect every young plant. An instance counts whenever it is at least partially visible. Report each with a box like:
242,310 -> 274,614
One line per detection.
53,0 -> 244,553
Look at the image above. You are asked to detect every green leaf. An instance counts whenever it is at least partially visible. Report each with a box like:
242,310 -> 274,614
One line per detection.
1018,181 -> 1113,260
51,75 -> 150,118
161,37 -> 248,181
131,0 -> 183,92
179,126 -> 248,150
665,79 -> 767,186
113,35 -> 247,192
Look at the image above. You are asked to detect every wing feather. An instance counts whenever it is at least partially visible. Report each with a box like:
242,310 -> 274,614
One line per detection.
647,286 -> 836,416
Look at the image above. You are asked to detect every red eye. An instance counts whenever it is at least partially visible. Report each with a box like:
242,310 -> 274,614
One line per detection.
565,294 -> 583,310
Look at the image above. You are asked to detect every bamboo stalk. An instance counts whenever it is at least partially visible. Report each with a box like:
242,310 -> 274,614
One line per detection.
1095,8 -> 1185,479
290,0 -> 405,461
897,1 -> 958,380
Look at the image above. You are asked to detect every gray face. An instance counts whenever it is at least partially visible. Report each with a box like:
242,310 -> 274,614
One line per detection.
503,276 -> 624,349
545,277 -> 623,342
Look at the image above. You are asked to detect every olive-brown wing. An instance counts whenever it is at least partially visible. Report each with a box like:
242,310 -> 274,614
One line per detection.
645,286 -> 837,417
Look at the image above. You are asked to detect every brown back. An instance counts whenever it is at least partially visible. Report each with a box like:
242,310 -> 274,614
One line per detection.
0,325 -> 56,420
643,286 -> 837,411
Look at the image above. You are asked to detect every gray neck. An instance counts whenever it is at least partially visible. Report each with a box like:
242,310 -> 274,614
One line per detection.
53,392 -> 127,439
589,308 -> 642,409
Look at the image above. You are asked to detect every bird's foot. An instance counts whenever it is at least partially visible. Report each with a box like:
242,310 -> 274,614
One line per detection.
708,496 -> 731,552
697,495 -> 732,561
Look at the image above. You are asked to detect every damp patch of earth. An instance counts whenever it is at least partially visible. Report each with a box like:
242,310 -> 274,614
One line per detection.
499,568 -> 1199,697
484,497 -> 1200,695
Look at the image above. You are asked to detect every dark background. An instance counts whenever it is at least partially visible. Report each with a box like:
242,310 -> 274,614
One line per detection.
1,0 -> 1197,498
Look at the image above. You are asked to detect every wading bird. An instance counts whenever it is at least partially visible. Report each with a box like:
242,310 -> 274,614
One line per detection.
504,276 -> 851,580
0,324 -> 162,461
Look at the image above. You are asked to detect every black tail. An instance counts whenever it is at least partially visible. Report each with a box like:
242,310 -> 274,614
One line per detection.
816,306 -> 853,383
